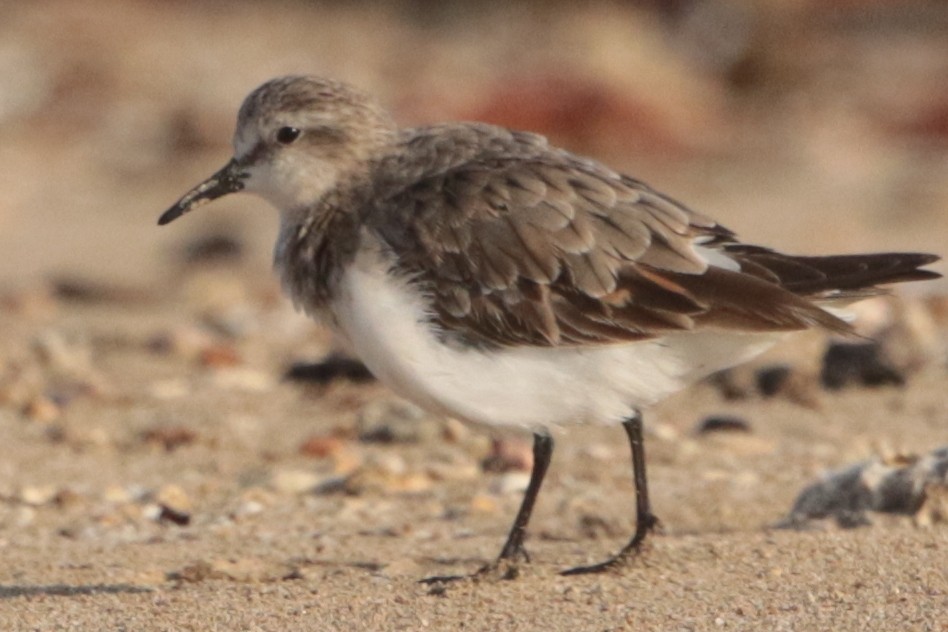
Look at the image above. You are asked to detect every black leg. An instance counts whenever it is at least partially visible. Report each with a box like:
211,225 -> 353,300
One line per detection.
496,431 -> 554,562
421,431 -> 554,584
562,411 -> 660,575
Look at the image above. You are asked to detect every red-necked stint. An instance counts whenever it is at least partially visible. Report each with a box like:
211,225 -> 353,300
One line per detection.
160,76 -> 941,580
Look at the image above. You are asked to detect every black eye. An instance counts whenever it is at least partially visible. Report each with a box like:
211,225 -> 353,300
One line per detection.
276,126 -> 301,144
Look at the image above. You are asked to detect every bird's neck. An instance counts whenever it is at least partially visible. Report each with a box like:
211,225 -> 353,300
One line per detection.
273,192 -> 363,316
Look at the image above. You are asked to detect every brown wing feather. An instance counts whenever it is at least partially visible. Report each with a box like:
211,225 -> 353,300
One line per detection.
724,245 -> 941,296
369,126 -> 938,348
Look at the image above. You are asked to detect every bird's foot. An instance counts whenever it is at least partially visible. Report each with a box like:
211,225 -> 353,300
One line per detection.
560,513 -> 659,576
419,549 -> 529,587
559,549 -> 642,576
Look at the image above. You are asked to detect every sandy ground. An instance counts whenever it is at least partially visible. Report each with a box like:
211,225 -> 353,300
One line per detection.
1,1 -> 947,630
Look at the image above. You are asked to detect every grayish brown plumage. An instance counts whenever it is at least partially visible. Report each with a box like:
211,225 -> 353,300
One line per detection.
161,75 -> 941,579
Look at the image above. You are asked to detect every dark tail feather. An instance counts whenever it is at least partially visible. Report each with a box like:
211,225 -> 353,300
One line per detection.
724,246 -> 941,296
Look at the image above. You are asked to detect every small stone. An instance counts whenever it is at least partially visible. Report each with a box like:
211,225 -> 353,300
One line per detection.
270,469 -> 321,495
425,457 -> 480,482
695,415 -> 751,434
141,425 -> 197,452
22,396 -> 60,422
284,355 -> 374,385
298,434 -> 344,458
470,494 -> 499,514
915,483 -> 948,527
492,472 -> 531,496
343,453 -> 433,495
755,365 -> 792,397
235,500 -> 265,517
481,437 -> 533,473
706,369 -> 752,400
357,400 -> 439,444
781,445 -> 948,528
199,344 -> 242,368
102,484 -> 132,504
158,504 -> 191,526
212,368 -> 275,392
441,417 -> 469,443
652,422 -> 680,442
156,484 -> 192,525
820,341 -> 904,390
19,484 -> 59,506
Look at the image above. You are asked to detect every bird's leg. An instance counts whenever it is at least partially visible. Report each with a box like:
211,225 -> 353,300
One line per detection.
421,431 -> 554,584
493,431 -> 554,565
561,411 -> 660,575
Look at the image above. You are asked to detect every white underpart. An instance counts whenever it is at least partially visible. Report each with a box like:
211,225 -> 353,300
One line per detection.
330,236 -> 786,431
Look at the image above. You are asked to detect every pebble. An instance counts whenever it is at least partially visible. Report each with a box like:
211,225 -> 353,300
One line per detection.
102,484 -> 134,504
156,484 -> 192,514
270,469 -> 322,495
469,494 -> 499,514
211,368 -> 275,392
820,341 -> 904,390
19,484 -> 59,506
284,355 -> 374,385
198,344 -> 242,368
424,456 -> 480,482
155,484 -> 193,526
357,400 -> 440,444
781,445 -> 948,528
754,365 -> 792,397
342,452 -> 434,495
481,437 -> 533,473
491,471 -> 531,496
140,424 -> 198,451
298,434 -> 345,459
695,415 -> 751,435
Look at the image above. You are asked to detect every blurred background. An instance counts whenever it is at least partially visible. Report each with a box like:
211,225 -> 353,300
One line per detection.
0,0 -> 945,289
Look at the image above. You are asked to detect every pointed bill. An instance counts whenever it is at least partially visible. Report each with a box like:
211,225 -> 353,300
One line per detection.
158,158 -> 246,225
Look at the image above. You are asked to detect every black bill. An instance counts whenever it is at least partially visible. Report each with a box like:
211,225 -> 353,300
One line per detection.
158,158 -> 246,225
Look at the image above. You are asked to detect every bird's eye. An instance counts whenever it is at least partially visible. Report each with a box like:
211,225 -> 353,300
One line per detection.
276,126 -> 301,144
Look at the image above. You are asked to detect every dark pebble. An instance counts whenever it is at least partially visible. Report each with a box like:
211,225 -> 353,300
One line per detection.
820,341 -> 905,390
158,504 -> 192,526
695,415 -> 752,434
284,355 -> 375,385
755,365 -> 792,397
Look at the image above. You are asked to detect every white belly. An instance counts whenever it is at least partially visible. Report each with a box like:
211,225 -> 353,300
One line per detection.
330,244 -> 783,431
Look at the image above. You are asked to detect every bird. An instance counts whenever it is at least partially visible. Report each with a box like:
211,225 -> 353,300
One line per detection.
159,75 -> 941,580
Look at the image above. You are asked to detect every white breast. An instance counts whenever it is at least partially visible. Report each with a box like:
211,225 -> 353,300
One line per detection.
330,238 -> 784,431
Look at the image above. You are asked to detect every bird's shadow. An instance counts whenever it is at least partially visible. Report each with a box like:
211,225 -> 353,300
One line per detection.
0,584 -> 152,599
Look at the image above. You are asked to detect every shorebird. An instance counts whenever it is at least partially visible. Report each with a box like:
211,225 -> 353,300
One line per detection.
160,76 -> 940,579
